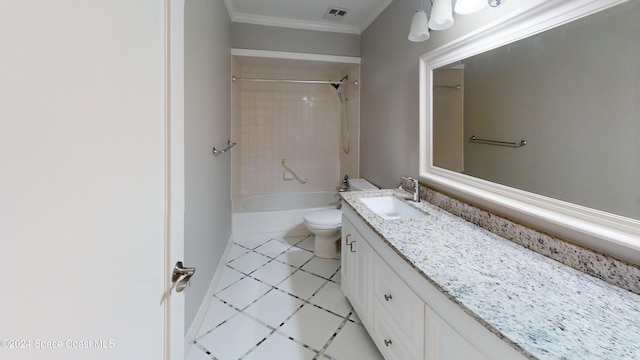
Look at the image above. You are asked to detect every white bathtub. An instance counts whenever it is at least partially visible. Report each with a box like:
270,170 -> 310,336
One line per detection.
232,191 -> 340,241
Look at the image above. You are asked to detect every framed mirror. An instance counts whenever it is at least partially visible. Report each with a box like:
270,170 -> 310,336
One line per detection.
419,0 -> 640,263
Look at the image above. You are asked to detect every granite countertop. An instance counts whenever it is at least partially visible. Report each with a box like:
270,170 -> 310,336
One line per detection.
340,189 -> 640,360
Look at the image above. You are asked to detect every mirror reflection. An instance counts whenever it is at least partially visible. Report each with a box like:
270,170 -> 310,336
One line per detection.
432,1 -> 640,220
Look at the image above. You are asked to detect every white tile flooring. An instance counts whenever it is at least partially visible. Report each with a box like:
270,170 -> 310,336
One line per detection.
186,235 -> 384,360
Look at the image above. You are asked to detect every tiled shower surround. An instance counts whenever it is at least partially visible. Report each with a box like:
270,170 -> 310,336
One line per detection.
233,62 -> 358,196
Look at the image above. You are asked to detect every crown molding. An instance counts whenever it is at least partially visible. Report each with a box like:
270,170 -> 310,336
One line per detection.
231,12 -> 361,34
224,0 -> 393,34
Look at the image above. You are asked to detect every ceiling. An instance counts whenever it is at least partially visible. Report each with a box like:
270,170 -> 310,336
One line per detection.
224,0 -> 394,34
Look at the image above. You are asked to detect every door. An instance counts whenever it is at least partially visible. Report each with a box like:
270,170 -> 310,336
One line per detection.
0,1 -> 186,359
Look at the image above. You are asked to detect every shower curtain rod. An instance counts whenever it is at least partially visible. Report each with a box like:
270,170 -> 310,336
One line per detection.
232,76 -> 358,86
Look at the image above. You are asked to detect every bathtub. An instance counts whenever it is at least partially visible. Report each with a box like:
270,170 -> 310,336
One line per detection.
232,191 -> 341,241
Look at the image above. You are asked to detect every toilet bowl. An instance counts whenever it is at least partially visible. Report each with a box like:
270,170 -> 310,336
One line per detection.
303,178 -> 379,258
303,209 -> 342,258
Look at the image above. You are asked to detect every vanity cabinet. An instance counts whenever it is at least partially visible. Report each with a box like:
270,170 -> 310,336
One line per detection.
341,213 -> 422,360
425,304 -> 489,360
341,203 -> 526,360
340,216 -> 374,318
372,253 -> 424,360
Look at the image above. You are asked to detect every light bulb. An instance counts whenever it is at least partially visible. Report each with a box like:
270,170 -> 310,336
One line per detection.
408,10 -> 430,42
429,0 -> 454,30
454,0 -> 487,15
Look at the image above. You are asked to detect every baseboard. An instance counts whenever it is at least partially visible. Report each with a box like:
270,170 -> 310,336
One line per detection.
184,234 -> 235,356
235,228 -> 311,242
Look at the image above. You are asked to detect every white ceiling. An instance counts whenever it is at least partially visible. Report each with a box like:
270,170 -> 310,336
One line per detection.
224,0 -> 394,34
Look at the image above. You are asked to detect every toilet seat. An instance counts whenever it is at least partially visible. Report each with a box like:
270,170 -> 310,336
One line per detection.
304,209 -> 341,229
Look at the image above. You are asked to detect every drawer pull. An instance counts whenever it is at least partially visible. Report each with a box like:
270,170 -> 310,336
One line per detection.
384,293 -> 393,301
384,339 -> 393,347
346,234 -> 356,252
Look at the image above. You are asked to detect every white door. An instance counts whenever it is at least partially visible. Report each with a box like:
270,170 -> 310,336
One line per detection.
0,1 -> 187,359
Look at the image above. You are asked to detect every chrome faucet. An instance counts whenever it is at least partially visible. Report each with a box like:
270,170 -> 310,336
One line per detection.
400,176 -> 420,202
339,174 -> 350,192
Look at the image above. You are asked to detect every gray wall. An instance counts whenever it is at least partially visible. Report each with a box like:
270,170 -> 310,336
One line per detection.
231,23 -> 360,57
360,0 -> 538,189
184,0 -> 232,331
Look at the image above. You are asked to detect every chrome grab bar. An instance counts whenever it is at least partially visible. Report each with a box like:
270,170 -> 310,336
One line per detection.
212,140 -> 237,157
469,136 -> 526,148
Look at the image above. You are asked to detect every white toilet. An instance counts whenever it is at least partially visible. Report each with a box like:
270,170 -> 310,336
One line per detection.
303,178 -> 378,258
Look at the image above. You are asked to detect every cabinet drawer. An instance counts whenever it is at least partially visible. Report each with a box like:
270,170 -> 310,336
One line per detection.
373,253 -> 424,349
372,302 -> 422,360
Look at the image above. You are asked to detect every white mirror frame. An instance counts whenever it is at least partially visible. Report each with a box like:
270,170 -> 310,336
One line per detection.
419,0 -> 640,264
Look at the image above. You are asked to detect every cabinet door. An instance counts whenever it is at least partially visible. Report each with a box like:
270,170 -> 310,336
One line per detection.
341,217 -> 356,300
425,305 -> 489,360
341,216 -> 372,319
354,233 -> 373,317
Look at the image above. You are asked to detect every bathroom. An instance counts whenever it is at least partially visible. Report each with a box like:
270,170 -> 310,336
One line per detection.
187,0 -> 640,358
4,0 -> 640,359
186,0 -> 640,357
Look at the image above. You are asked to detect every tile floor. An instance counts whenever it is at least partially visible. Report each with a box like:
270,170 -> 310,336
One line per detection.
186,235 -> 384,360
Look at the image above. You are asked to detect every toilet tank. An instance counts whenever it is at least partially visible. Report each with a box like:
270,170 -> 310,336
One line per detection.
349,179 -> 379,191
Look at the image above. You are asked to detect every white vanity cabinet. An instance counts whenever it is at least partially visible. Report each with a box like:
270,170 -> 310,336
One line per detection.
341,203 -> 526,360
425,304 -> 489,360
342,209 -> 423,360
372,252 -> 424,360
340,215 -> 374,319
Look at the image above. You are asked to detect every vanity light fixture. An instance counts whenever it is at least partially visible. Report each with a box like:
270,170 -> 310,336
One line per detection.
454,0 -> 487,14
429,0 -> 454,30
408,0 -> 504,42
408,0 -> 430,42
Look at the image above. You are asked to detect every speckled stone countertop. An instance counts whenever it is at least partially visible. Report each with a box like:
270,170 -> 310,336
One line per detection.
340,189 -> 640,360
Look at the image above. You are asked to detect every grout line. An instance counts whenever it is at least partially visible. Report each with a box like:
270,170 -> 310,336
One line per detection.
199,236 -> 319,357
198,235 -> 374,360
189,341 -> 211,357
237,328 -> 279,360
210,265 -> 248,296
314,311 -> 353,360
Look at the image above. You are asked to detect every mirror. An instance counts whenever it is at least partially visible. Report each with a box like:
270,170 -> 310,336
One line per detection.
420,0 -> 640,263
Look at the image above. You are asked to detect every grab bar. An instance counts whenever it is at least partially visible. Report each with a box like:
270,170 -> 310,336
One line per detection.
469,136 -> 526,148
212,140 -> 237,157
281,159 -> 307,184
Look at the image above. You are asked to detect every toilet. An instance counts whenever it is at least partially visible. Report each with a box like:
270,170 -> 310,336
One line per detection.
303,209 -> 343,258
304,178 -> 378,258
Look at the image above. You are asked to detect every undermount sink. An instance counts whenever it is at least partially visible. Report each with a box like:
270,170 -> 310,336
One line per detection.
359,196 -> 426,220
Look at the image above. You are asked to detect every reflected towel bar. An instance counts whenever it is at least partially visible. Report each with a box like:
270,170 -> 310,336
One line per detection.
469,136 -> 527,148
435,84 -> 461,90
212,140 -> 237,157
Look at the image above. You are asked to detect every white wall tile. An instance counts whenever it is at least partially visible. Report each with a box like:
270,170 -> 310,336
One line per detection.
234,64 -> 348,196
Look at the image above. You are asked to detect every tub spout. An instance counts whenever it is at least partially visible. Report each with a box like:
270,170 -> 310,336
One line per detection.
339,174 -> 350,192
